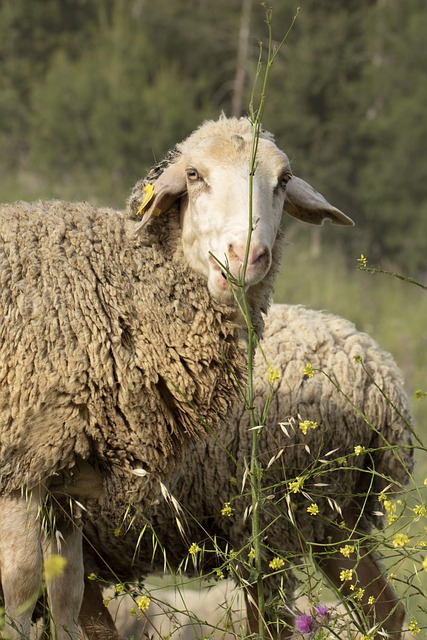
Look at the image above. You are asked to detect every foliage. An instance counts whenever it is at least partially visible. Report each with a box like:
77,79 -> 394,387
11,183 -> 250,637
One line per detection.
0,0 -> 426,273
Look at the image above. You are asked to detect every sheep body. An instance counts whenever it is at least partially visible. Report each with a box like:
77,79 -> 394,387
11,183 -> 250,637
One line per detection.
0,199 -> 244,512
82,303 -> 413,637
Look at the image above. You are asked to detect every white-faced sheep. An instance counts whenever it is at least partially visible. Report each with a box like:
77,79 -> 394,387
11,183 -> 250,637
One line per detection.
79,303 -> 413,640
0,116 -> 353,640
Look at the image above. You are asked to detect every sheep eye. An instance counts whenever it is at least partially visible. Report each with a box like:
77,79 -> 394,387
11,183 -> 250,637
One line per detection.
278,171 -> 292,190
186,167 -> 200,182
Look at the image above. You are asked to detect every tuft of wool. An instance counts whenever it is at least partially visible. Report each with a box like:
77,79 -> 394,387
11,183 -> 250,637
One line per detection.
0,199 -> 246,515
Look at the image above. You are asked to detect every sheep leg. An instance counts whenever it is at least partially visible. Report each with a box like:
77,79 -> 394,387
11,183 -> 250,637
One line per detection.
319,505 -> 404,639
244,584 -> 294,639
0,490 -> 43,639
79,577 -> 121,640
43,520 -> 84,640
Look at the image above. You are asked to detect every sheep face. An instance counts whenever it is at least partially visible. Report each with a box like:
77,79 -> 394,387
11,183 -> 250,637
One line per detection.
133,118 -> 353,305
179,135 -> 291,303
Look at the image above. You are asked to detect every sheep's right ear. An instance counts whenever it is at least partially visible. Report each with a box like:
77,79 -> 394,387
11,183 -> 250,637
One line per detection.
135,161 -> 187,230
284,176 -> 354,226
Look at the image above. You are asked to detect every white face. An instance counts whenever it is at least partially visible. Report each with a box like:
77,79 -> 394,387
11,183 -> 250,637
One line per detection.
180,136 -> 291,304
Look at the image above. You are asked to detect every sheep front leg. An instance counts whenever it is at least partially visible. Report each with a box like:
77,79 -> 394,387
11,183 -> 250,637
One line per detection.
0,490 -> 43,639
319,505 -> 404,640
43,520 -> 84,640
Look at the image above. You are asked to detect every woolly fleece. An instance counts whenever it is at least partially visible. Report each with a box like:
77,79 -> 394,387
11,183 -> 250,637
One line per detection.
83,304 -> 414,598
0,197 -> 247,513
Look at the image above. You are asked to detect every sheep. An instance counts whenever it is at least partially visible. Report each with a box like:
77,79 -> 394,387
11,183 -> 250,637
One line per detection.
79,303 -> 414,640
0,116 -> 353,640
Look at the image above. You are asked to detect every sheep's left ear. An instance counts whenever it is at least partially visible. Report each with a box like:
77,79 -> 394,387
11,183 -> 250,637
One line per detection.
284,176 -> 354,226
135,161 -> 187,230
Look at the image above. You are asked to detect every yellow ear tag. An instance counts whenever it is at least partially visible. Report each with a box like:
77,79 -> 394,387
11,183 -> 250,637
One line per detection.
136,184 -> 161,217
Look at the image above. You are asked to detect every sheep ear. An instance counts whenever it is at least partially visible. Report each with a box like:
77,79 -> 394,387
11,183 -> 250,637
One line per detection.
135,161 -> 187,230
284,176 -> 354,226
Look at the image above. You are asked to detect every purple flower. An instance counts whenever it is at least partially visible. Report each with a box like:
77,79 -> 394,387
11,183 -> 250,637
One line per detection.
315,604 -> 330,619
294,613 -> 313,634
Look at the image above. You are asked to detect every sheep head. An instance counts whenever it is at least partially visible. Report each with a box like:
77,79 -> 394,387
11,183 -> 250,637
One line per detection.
131,118 -> 353,304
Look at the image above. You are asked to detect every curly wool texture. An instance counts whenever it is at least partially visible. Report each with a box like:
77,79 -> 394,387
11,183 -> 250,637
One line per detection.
0,198 -> 248,513
83,304 -> 414,598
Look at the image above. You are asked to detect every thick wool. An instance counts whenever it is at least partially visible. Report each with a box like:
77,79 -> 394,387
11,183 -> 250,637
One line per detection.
83,304 -> 414,598
0,199 -> 248,514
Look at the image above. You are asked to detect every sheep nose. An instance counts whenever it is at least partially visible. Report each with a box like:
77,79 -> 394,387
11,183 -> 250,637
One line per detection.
227,243 -> 271,283
230,243 -> 270,270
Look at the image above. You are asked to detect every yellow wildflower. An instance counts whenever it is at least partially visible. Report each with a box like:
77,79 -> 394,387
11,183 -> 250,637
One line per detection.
43,554 -> 67,581
422,556 -> 427,572
357,254 -> 367,268
87,572 -> 97,581
414,504 -> 427,517
248,548 -> 256,560
269,557 -> 285,571
354,587 -> 365,601
115,583 -> 125,595
299,420 -> 318,435
289,476 -> 304,493
415,389 -> 427,401
368,596 -> 375,605
354,445 -> 365,456
307,503 -> 319,516
408,620 -> 420,635
392,533 -> 409,548
303,363 -> 315,378
189,542 -> 202,555
221,502 -> 234,517
339,569 -> 353,582
267,366 -> 280,384
360,635 -> 374,640
215,569 -> 225,580
103,598 -> 111,608
136,596 -> 151,611
340,545 -> 355,558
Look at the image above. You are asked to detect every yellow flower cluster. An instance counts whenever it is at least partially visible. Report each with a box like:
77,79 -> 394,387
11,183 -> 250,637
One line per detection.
269,556 -> 285,571
339,545 -> 355,558
413,504 -> 427,517
353,445 -> 365,456
136,596 -> 151,611
339,569 -> 353,582
189,542 -> 202,555
357,254 -> 367,268
379,495 -> 398,523
303,363 -> 315,378
221,502 -> 234,517
267,366 -> 280,384
352,587 -> 365,601
392,533 -> 409,548
408,620 -> 420,635
43,554 -> 67,581
248,548 -> 256,560
289,476 -> 304,493
299,420 -> 318,435
307,503 -> 319,516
